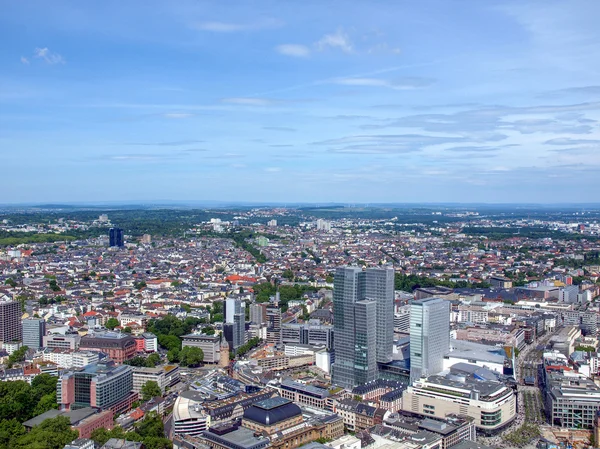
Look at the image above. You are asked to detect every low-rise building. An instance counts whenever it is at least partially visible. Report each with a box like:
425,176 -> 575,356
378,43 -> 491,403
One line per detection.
182,334 -> 221,364
132,366 -> 166,393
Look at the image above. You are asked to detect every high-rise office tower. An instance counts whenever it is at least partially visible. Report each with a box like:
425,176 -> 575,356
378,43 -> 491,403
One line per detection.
109,227 -> 124,247
22,317 -> 46,350
266,306 -> 282,346
0,300 -> 22,345
365,267 -> 395,364
225,298 -> 246,350
332,266 -> 394,389
250,303 -> 267,325
409,297 -> 450,382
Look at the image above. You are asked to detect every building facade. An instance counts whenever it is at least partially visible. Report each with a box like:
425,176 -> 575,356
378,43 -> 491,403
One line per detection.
22,317 -> 46,350
0,300 -> 22,345
410,297 -> 450,381
332,267 -> 394,389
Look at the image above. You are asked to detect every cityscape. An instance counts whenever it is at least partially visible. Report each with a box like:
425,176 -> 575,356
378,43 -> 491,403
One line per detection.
0,205 -> 599,449
3,1 -> 600,449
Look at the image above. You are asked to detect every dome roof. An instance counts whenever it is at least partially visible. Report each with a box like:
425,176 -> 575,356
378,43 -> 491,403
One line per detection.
243,396 -> 301,426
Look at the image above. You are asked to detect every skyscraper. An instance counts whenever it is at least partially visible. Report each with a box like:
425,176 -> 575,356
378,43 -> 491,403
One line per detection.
109,227 -> 124,247
332,266 -> 394,389
365,267 -> 395,364
225,298 -> 246,350
0,300 -> 22,345
22,317 -> 46,350
409,297 -> 450,382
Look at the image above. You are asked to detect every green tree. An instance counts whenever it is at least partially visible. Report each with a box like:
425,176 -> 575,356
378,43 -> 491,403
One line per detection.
167,348 -> 180,363
4,278 -> 16,288
12,416 -> 78,449
105,317 -> 120,330
141,381 -> 162,401
123,326 -> 132,334
179,346 -> 203,367
146,353 -> 161,367
7,346 -> 29,369
32,394 -> 58,417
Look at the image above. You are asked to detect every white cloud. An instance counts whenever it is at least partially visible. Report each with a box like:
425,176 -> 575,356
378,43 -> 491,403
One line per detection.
316,28 -> 353,53
221,97 -> 274,106
20,56 -> 29,65
332,77 -> 434,90
276,44 -> 311,58
34,47 -> 65,65
163,112 -> 194,119
194,19 -> 283,32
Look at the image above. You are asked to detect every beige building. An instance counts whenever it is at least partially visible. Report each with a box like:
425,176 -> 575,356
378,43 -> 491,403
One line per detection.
402,365 -> 516,434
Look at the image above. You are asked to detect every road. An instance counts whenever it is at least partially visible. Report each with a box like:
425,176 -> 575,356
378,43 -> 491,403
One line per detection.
477,329 -> 559,448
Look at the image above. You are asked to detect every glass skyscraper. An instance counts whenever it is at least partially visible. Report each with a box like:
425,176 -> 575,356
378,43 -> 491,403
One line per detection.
409,297 -> 450,382
109,227 -> 124,247
332,266 -> 394,389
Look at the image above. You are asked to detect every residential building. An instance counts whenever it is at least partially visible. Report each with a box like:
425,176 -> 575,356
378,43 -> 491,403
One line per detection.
42,349 -> 99,368
410,297 -> 450,382
0,300 -> 22,345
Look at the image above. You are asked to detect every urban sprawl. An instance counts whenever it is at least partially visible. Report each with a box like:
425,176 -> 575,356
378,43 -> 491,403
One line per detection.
1,206 -> 600,449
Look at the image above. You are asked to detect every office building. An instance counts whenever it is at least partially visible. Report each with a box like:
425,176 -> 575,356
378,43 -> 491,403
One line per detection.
332,267 -> 394,389
44,333 -> 81,350
266,306 -> 282,345
109,228 -> 124,247
182,334 -> 221,363
22,317 -> 46,350
410,297 -> 450,382
58,361 -> 136,415
249,303 -> 267,325
366,267 -> 395,364
79,331 -> 136,363
132,366 -> 166,394
543,352 -> 600,429
0,300 -> 22,345
281,322 -> 334,349
225,298 -> 246,350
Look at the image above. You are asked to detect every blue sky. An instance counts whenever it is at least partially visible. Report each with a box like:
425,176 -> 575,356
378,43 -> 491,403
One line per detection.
2,0 -> 600,204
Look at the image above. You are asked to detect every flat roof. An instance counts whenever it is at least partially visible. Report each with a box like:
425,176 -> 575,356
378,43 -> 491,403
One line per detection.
254,396 -> 291,410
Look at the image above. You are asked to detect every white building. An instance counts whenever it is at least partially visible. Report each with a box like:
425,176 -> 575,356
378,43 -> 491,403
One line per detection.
132,366 -> 166,393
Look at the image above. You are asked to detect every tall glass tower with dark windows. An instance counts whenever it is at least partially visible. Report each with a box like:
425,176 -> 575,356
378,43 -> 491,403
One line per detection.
332,266 -> 394,389
109,227 -> 124,247
409,297 -> 450,382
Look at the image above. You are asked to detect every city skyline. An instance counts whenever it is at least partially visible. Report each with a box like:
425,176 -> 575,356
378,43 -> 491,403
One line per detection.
2,1 -> 600,203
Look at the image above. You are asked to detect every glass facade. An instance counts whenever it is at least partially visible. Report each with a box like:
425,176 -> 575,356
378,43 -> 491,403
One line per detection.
332,267 -> 393,389
410,297 -> 450,382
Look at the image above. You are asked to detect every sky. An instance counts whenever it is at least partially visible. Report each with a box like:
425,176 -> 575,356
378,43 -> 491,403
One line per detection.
2,0 -> 600,204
